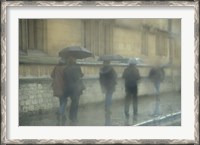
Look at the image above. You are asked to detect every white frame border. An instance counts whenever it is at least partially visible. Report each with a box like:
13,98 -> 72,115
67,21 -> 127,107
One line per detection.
1,1 -> 199,144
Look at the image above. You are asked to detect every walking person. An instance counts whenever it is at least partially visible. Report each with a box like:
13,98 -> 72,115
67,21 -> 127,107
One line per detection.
122,58 -> 141,125
63,56 -> 85,125
51,58 -> 68,126
99,60 -> 117,126
148,64 -> 165,116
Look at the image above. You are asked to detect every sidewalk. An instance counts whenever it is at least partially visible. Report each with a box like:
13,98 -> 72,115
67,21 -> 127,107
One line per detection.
19,91 -> 181,126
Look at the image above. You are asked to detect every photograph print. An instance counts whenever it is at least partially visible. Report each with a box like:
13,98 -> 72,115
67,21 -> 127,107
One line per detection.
19,19 -> 181,126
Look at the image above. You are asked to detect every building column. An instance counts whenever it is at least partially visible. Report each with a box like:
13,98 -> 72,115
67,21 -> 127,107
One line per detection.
19,19 -> 29,53
168,19 -> 175,89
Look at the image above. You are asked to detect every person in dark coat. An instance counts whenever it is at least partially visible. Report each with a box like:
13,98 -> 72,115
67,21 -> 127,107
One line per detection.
99,60 -> 117,125
51,58 -> 68,126
63,56 -> 85,125
122,58 -> 141,125
148,64 -> 165,116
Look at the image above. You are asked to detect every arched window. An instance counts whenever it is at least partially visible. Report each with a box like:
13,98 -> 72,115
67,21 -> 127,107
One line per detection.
83,19 -> 114,57
19,19 -> 47,56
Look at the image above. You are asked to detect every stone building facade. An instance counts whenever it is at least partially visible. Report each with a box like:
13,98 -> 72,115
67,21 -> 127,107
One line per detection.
19,19 -> 181,113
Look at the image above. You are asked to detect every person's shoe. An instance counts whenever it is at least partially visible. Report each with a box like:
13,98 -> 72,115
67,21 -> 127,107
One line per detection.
124,118 -> 129,126
70,120 -> 78,126
105,121 -> 111,126
132,115 -> 138,123
61,115 -> 67,126
105,108 -> 112,115
151,112 -> 160,117
56,112 -> 61,126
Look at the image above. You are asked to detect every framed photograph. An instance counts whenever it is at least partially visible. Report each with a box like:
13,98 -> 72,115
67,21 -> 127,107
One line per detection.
1,1 -> 199,144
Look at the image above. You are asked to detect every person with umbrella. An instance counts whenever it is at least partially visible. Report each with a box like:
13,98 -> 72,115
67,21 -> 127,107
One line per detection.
58,46 -> 91,125
62,56 -> 85,125
148,62 -> 165,116
122,58 -> 141,125
51,57 -> 68,126
99,59 -> 117,126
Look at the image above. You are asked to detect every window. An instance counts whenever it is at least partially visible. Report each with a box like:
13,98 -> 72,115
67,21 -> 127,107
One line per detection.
173,39 -> 180,58
141,31 -> 148,55
83,20 -> 113,56
156,34 -> 168,56
19,19 -> 47,56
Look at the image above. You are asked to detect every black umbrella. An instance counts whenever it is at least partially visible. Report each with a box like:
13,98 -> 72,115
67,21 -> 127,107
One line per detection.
98,54 -> 124,61
59,46 -> 93,59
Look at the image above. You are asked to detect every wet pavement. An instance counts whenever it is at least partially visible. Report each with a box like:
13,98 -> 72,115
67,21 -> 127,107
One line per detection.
19,92 -> 181,126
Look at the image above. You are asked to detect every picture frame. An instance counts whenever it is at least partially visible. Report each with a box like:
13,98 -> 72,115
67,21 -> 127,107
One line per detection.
1,0 -> 199,144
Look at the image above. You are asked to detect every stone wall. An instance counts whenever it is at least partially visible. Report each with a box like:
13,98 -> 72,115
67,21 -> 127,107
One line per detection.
19,67 -> 181,114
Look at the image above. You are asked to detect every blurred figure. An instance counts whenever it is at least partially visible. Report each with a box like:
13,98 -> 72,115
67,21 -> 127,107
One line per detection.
99,60 -> 117,126
148,64 -> 165,116
122,58 -> 141,125
51,58 -> 68,126
63,56 -> 85,125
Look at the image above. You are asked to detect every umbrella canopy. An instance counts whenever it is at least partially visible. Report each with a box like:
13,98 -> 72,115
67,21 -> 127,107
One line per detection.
98,54 -> 124,61
59,46 -> 93,59
160,63 -> 171,68
121,57 -> 145,64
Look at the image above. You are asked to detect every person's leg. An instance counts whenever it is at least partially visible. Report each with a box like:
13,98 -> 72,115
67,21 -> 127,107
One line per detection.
56,97 -> 62,126
124,89 -> 131,119
154,81 -> 160,96
132,87 -> 138,122
124,89 -> 131,125
69,94 -> 80,125
154,81 -> 160,115
154,94 -> 160,115
105,111 -> 111,126
59,96 -> 67,114
105,91 -> 113,126
59,95 -> 68,125
105,91 -> 113,112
